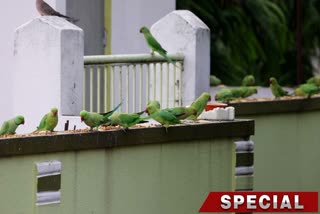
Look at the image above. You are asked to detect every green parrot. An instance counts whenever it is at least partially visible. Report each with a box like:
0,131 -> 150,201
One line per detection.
210,75 -> 222,86
145,100 -> 196,120
146,101 -> 180,127
269,77 -> 288,98
242,75 -> 255,86
80,102 -> 122,130
164,106 -> 197,120
241,87 -> 258,98
294,83 -> 320,98
307,77 -> 320,87
140,26 -> 176,66
215,88 -> 235,103
0,115 -> 25,135
147,110 -> 180,127
231,87 -> 257,98
145,100 -> 161,115
187,92 -> 211,119
107,111 -> 149,129
36,107 -> 58,132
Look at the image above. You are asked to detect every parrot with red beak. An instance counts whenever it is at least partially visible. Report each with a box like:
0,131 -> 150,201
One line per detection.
36,107 -> 58,132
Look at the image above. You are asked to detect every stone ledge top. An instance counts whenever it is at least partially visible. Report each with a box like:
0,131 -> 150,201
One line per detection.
0,119 -> 254,157
230,96 -> 320,116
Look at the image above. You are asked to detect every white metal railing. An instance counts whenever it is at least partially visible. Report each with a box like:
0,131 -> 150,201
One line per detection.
83,53 -> 184,113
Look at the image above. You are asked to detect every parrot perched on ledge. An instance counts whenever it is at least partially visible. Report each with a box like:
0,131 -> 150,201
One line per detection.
307,77 -> 320,87
269,77 -> 288,98
242,75 -> 255,86
106,111 -> 149,129
36,107 -> 58,132
294,83 -> 320,98
145,101 -> 180,127
187,92 -> 211,119
80,102 -> 122,130
0,115 -> 25,135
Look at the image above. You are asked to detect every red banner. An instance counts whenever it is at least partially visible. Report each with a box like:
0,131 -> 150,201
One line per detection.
199,192 -> 318,212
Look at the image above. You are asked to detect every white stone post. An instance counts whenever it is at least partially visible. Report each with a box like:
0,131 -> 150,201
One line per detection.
13,16 -> 84,133
151,10 -> 210,106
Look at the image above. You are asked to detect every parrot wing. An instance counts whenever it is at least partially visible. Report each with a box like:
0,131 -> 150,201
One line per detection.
165,107 -> 189,119
145,33 -> 167,53
100,102 -> 123,123
0,121 -> 9,135
37,114 -> 48,130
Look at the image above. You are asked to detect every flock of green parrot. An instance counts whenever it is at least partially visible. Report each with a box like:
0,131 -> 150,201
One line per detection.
2,25 -> 320,135
0,93 -> 211,136
0,108 -> 58,136
214,75 -> 258,102
270,76 -> 320,98
80,92 -> 211,131
0,26 -> 181,136
214,75 -> 320,102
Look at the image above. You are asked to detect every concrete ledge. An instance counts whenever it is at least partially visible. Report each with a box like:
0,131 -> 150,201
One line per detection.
0,119 -> 254,157
230,97 -> 320,115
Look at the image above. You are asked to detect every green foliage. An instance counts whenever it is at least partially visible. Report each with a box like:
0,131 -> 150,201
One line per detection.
177,0 -> 320,86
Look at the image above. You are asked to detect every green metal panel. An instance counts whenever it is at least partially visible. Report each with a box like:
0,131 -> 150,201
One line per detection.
237,110 -> 320,213
236,175 -> 253,191
107,140 -> 235,214
0,139 -> 236,214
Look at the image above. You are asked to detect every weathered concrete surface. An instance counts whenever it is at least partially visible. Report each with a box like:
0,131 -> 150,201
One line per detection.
13,16 -> 84,133
151,10 -> 211,106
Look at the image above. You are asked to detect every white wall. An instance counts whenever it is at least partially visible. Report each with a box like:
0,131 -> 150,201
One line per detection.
111,0 -> 175,54
0,0 -> 57,123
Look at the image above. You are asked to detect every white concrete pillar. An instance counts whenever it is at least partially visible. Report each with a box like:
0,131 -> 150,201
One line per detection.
151,10 -> 210,105
13,16 -> 84,133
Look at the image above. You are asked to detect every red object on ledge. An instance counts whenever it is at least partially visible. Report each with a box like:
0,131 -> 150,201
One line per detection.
205,102 -> 228,111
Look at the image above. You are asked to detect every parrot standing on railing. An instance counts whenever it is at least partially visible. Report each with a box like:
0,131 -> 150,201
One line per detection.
140,26 -> 177,67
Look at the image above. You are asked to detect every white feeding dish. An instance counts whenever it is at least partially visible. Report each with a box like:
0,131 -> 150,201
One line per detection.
198,107 -> 235,121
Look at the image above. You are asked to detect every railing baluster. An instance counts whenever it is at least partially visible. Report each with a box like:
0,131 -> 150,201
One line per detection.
133,64 -> 137,113
83,67 -> 86,110
83,54 -> 184,113
160,63 -> 163,105
139,64 -> 143,111
90,66 -> 94,112
126,65 -> 129,113
119,65 -> 123,111
110,65 -> 114,109
104,65 -> 108,112
153,63 -> 156,100
146,64 -> 150,102
166,63 -> 169,108
97,66 -> 101,113
173,63 -> 177,107
178,62 -> 182,106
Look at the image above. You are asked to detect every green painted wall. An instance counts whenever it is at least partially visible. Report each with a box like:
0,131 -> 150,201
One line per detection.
0,139 -> 235,214
239,111 -> 320,213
